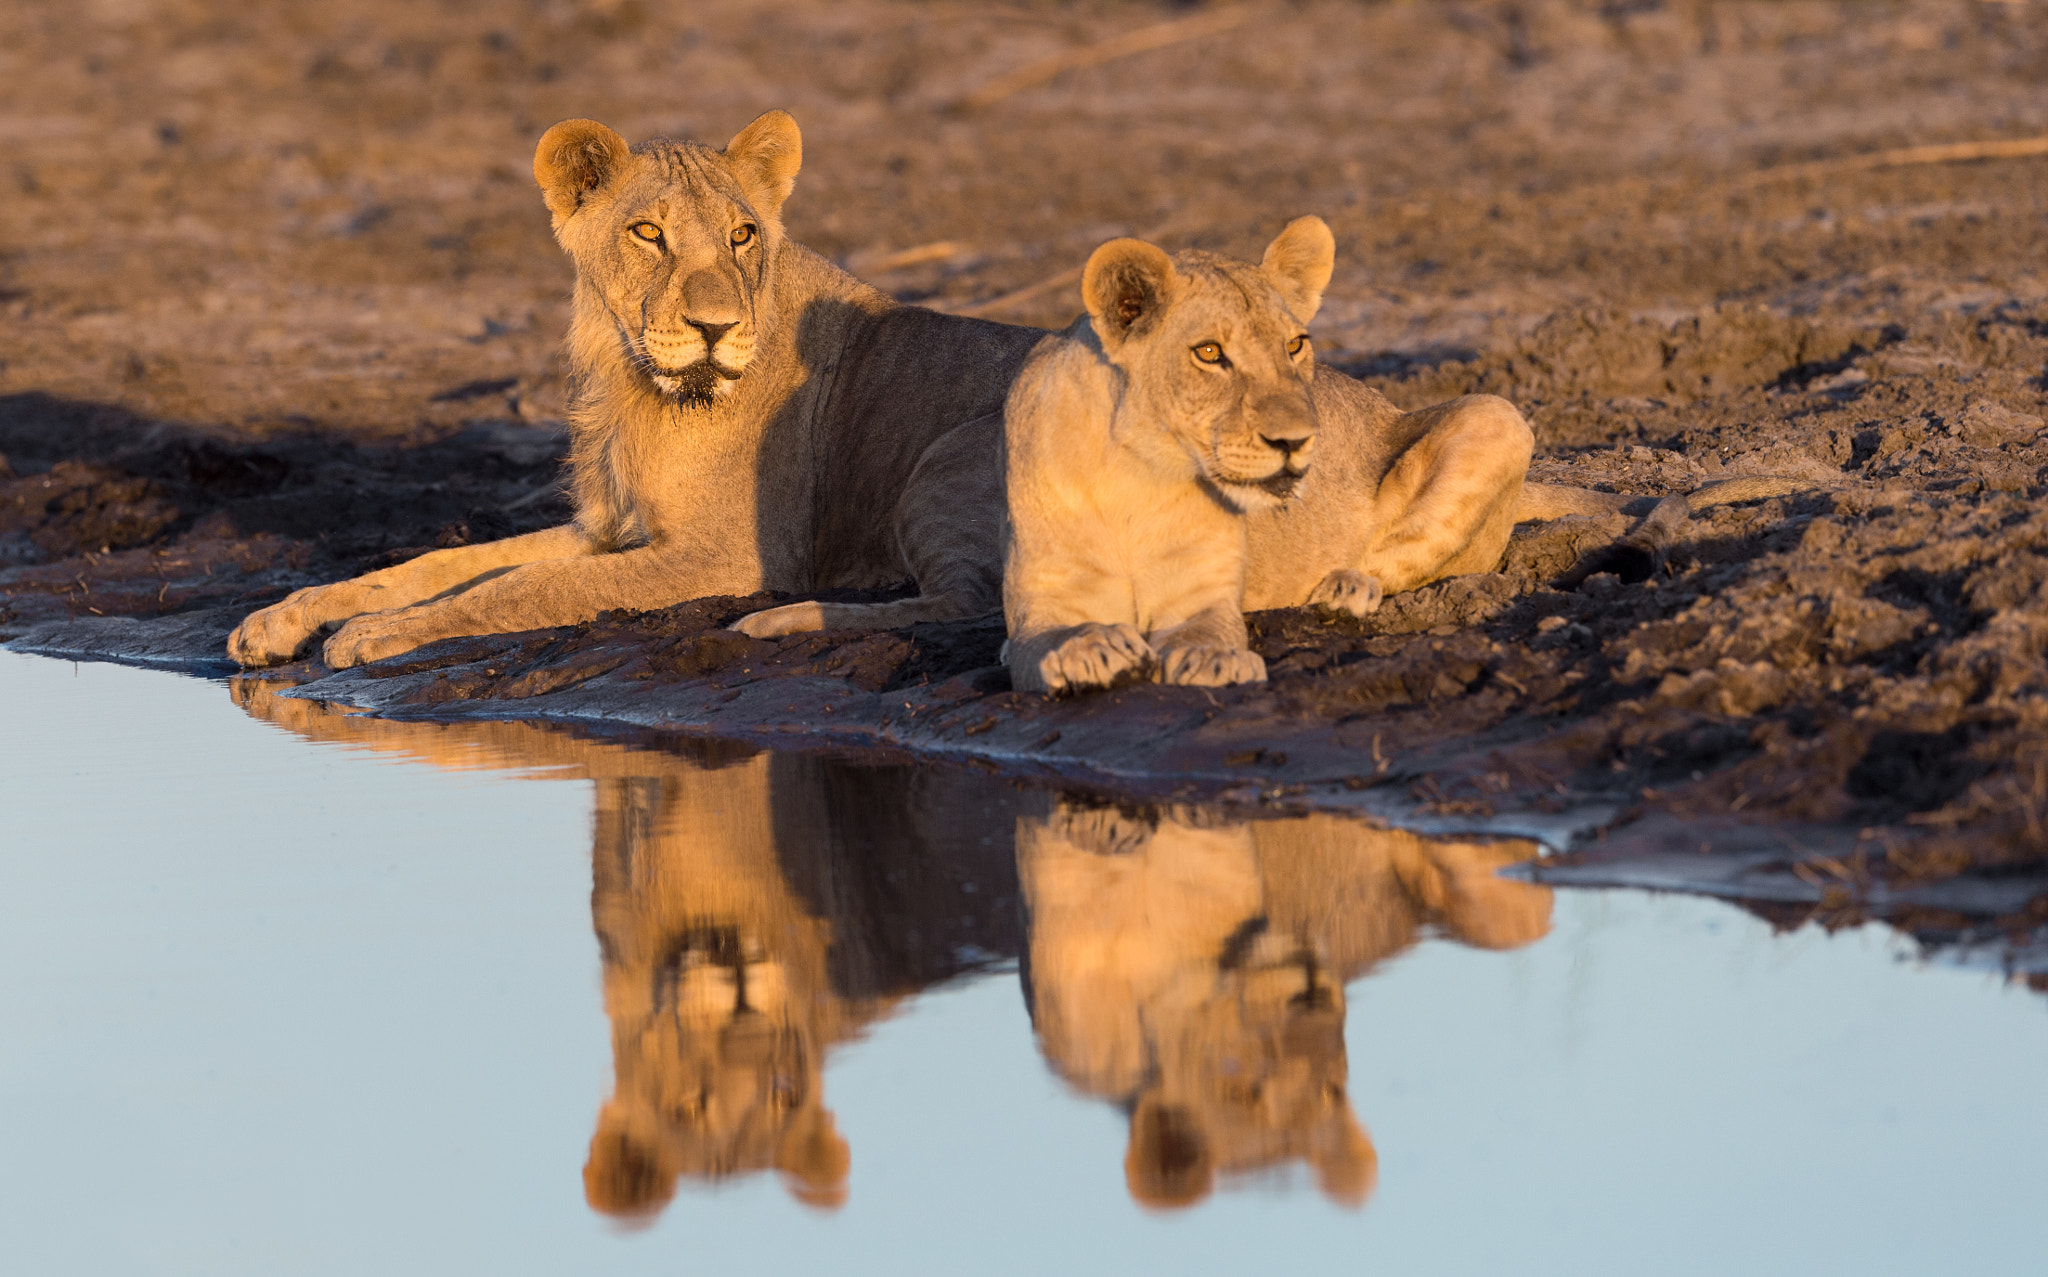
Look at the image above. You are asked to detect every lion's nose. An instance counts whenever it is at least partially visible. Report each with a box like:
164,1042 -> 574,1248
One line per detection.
691,319 -> 736,349
1261,431 -> 1314,461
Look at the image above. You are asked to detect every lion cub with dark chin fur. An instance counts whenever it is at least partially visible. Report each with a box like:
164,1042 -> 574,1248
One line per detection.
1002,218 -> 1334,695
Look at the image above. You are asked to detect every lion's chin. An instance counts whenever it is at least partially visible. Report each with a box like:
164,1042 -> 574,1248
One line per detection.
650,363 -> 743,405
1212,467 -> 1308,511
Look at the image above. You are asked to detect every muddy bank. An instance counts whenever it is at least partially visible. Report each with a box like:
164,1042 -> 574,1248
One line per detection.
6,1 -> 2048,952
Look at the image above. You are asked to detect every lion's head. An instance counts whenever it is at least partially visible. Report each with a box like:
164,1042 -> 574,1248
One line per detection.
581,772 -> 852,1218
583,918 -> 853,1217
534,111 -> 803,406
1078,216 -> 1336,511
1018,799 -> 1377,1211
1122,919 -> 1376,1211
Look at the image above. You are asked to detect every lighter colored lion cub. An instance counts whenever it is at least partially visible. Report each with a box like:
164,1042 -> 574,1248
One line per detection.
1002,217 -> 1335,694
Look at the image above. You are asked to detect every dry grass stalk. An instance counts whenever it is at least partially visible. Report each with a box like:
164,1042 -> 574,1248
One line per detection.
847,240 -> 974,275
1731,134 -> 2048,190
956,5 -> 1251,111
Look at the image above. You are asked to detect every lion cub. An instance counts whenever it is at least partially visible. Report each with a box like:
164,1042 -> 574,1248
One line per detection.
1002,217 -> 1335,694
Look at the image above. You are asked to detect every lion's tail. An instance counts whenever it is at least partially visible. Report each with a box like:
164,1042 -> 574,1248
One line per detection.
1533,475 -> 1829,587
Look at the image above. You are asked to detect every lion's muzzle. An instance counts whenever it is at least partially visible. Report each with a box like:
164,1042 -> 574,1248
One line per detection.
642,322 -> 756,401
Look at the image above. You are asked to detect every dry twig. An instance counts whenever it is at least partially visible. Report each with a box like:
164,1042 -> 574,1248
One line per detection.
955,5 -> 1251,112
936,216 -> 1185,319
948,264 -> 1084,318
1729,133 -> 2048,190
847,240 -> 974,275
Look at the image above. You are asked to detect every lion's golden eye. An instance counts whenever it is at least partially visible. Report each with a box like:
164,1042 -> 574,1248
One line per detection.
731,224 -> 756,247
629,222 -> 663,243
1287,334 -> 1309,357
1192,342 -> 1225,365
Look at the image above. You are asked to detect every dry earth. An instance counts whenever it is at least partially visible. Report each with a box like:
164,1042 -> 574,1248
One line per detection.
5,0 -> 2048,968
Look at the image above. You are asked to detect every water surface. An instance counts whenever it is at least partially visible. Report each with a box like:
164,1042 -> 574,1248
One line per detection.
1,651 -> 2042,1275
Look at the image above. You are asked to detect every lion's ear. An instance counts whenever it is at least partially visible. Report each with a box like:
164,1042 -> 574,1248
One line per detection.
1083,238 -> 1180,347
534,119 -> 631,224
582,1101 -> 679,1219
1308,1106 -> 1378,1209
1123,1098 -> 1213,1210
725,109 -> 803,221
775,1107 -> 850,1211
1260,215 -> 1335,326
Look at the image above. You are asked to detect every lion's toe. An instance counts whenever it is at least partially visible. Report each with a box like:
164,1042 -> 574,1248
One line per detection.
1159,645 -> 1266,688
1308,569 -> 1383,618
1039,623 -> 1154,694
228,606 -> 312,667
322,612 -> 428,669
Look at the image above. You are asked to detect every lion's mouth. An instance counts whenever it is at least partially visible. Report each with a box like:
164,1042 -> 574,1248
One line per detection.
649,361 -> 745,404
1222,466 -> 1309,502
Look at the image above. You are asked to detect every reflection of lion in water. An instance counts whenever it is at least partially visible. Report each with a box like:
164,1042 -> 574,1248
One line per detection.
1017,798 -> 1551,1209
583,756 -> 1025,1216
583,761 -> 856,1214
232,677 -> 1549,1214
227,679 -> 1022,1216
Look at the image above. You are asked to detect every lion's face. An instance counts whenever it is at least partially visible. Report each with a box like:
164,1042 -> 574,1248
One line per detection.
1082,218 -> 1336,511
585,915 -> 852,1217
581,770 -> 850,1218
1020,799 -> 1377,1210
534,112 -> 802,406
1125,922 -> 1373,1210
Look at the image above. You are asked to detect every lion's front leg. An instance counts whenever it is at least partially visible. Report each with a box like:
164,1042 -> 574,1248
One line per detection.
1151,604 -> 1266,688
320,543 -> 748,669
227,525 -> 597,666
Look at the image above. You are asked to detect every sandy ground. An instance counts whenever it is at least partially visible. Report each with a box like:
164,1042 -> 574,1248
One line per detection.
5,0 -> 2048,954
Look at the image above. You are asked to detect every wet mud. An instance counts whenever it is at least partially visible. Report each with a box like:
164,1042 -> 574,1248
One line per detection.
6,1 -> 2048,948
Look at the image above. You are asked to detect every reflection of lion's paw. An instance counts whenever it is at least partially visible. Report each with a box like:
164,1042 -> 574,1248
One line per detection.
1051,800 -> 1156,855
322,609 -> 442,669
1038,623 -> 1155,694
1308,569 -> 1383,618
1158,645 -> 1266,687
227,586 -> 333,666
730,601 -> 823,638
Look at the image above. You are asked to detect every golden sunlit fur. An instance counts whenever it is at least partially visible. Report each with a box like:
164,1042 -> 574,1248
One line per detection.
222,109 -> 1786,672
751,224 -> 1546,650
227,110 -> 1043,669
231,679 -> 1555,1215
227,682 -> 866,1212
1001,220 -> 1333,694
1018,798 -> 1552,1210
582,762 -> 859,1216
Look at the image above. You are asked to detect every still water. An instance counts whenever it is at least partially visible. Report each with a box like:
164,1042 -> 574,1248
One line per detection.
1,650 -> 2042,1275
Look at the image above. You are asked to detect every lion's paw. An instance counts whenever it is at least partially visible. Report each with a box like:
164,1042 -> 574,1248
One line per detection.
1157,644 -> 1267,688
227,586 -> 334,667
321,609 -> 443,669
1038,623 -> 1155,694
730,601 -> 824,638
1308,568 -> 1383,618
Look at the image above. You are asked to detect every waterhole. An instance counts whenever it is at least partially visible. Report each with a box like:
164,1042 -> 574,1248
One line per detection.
1,651 -> 2041,1275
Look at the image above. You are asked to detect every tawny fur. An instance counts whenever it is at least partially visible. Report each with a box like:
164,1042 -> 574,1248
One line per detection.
224,110 -> 1808,670
230,680 -> 1551,1214
1019,796 -> 1553,1209
227,110 -> 1043,668
229,682 -> 862,1212
1001,221 -> 1333,695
